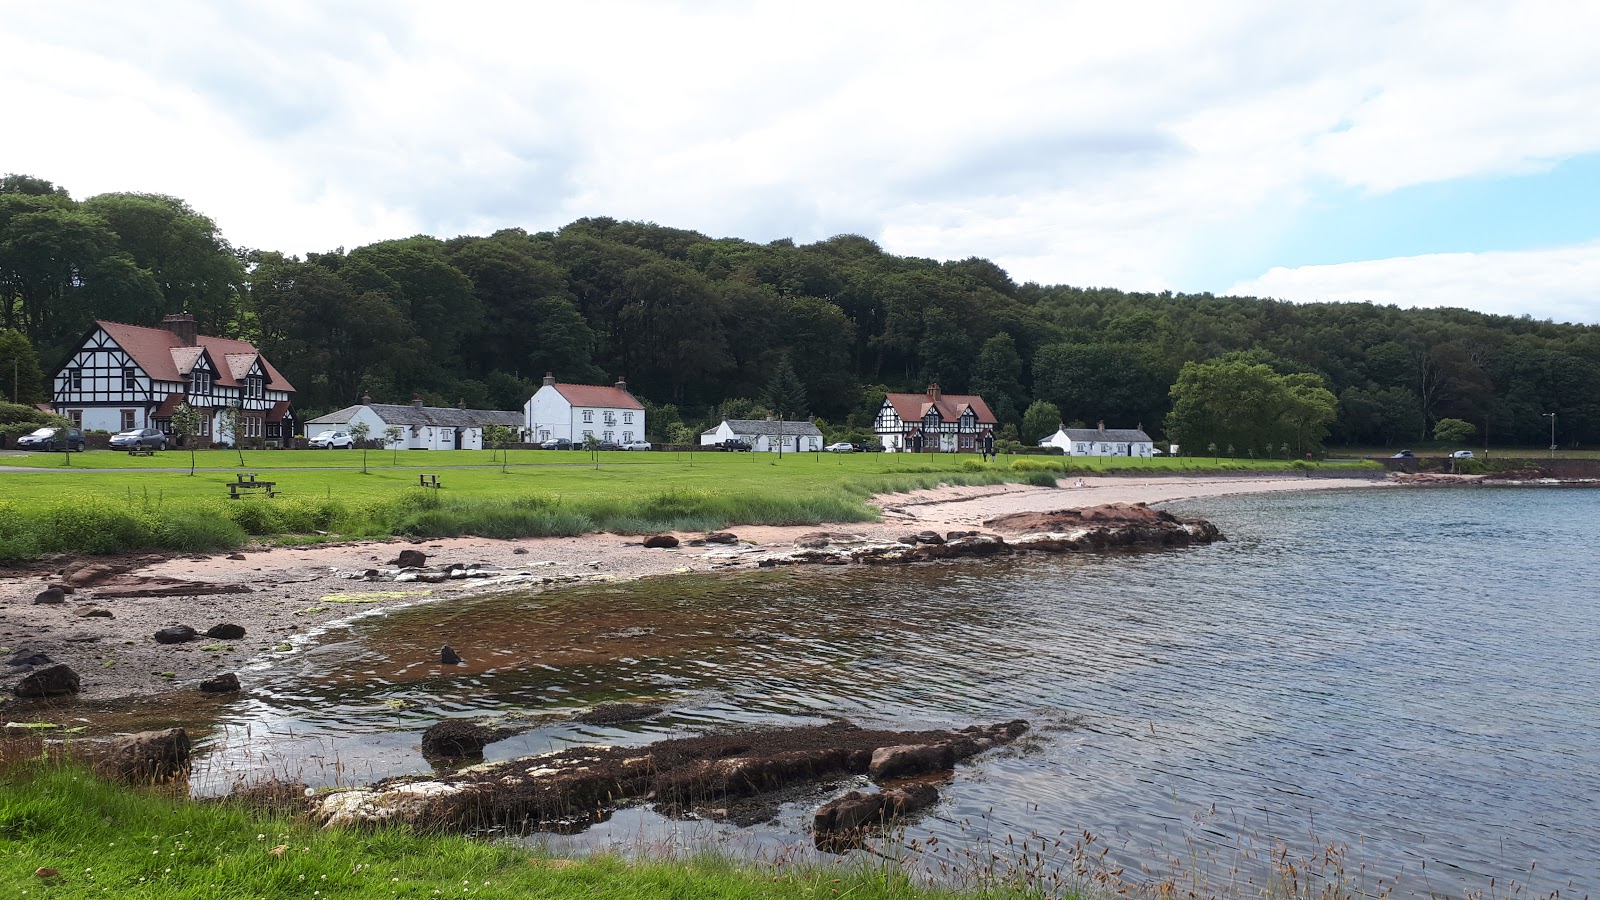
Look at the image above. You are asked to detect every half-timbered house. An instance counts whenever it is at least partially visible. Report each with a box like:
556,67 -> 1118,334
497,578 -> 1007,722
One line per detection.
49,315 -> 297,444
873,384 -> 997,453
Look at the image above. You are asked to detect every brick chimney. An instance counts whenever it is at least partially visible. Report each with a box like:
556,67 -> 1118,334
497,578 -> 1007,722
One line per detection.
614,376 -> 628,393
927,383 -> 941,400
542,372 -> 556,387
457,398 -> 465,410
361,392 -> 372,405
161,313 -> 198,347
1097,420 -> 1105,433
412,393 -> 424,410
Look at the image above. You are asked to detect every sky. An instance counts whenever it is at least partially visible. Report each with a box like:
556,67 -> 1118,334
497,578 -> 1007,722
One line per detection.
4,1 -> 1598,324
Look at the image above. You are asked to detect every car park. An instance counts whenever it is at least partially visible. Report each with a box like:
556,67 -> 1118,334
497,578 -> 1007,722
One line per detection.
824,442 -> 855,453
1450,450 -> 1475,459
308,430 -> 355,449
622,440 -> 652,451
16,426 -> 86,452
109,427 -> 167,451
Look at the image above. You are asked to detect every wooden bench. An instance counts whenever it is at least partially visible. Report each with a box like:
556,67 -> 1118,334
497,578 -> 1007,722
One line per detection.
229,474 -> 277,499
126,448 -> 156,457
419,473 -> 442,489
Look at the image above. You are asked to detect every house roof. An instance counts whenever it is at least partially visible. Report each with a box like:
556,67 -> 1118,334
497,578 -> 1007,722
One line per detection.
550,382 -> 643,410
306,403 -> 522,428
265,400 -> 292,423
710,418 -> 824,438
1060,427 -> 1153,443
153,394 -> 186,418
93,321 -> 297,393
883,391 -> 998,425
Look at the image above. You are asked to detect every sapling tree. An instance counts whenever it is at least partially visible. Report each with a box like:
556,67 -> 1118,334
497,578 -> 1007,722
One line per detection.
349,421 -> 371,473
217,405 -> 245,466
384,425 -> 403,465
171,403 -> 203,476
483,424 -> 514,473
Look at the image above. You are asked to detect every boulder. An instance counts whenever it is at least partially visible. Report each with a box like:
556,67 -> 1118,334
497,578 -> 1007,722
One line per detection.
440,645 -> 462,665
63,564 -> 115,587
6,649 -> 53,668
32,587 -> 66,605
574,702 -> 665,725
945,530 -> 978,540
74,607 -> 114,618
390,549 -> 428,568
704,532 -> 739,544
95,728 -> 191,783
814,783 -> 940,833
198,673 -> 241,693
205,623 -> 246,640
421,720 -> 504,758
642,534 -> 680,549
225,553 -> 247,560
13,664 -> 79,698
153,625 -> 198,644
868,743 -> 957,778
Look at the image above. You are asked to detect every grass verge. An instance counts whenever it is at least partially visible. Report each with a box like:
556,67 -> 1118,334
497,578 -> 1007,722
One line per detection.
0,758 -> 1052,900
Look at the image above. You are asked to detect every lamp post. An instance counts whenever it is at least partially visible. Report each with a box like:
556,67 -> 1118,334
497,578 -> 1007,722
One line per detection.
1544,412 -> 1556,458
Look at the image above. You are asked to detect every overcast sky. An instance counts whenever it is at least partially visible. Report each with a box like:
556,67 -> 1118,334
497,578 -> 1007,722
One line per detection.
5,1 -> 1597,323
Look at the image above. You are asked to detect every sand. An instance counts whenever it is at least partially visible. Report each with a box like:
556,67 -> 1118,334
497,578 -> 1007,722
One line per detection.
1,472 -> 1384,707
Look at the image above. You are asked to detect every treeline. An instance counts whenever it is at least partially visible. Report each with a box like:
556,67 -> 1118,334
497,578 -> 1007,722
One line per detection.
3,173 -> 1598,447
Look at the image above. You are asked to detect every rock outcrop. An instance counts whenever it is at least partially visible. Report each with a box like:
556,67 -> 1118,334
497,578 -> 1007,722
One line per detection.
313,719 -> 1027,832
95,728 -> 191,783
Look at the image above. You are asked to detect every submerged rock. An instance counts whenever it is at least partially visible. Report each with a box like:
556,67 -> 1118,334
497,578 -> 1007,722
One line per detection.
440,645 -> 462,665
421,719 -> 510,758
814,783 -> 941,835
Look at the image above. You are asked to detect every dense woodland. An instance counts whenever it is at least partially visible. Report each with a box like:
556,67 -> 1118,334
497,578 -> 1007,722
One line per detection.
3,173 -> 1598,449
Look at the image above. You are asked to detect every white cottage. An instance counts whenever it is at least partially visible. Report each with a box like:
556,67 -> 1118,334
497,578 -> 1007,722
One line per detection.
305,397 -> 523,450
524,374 -> 645,445
699,418 -> 824,453
49,315 -> 297,444
1040,423 -> 1154,457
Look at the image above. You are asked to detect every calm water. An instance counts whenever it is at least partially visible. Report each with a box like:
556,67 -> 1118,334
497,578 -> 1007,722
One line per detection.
191,487 -> 1599,897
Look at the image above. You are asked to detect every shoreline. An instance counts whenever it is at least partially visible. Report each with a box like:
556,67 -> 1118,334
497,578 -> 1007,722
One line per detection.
5,472 -> 1383,710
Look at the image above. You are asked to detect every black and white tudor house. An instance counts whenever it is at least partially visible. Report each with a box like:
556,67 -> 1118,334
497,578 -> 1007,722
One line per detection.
50,315 -> 297,444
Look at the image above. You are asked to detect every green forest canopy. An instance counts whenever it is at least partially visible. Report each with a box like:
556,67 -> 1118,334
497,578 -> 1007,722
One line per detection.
3,173 -> 1598,448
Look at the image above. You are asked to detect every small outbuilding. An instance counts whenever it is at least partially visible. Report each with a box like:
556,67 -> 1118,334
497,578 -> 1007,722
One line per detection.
700,418 -> 824,453
1039,422 -> 1155,457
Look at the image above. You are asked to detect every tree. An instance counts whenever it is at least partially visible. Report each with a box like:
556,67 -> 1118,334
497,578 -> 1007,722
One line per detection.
216,405 -> 246,466
970,332 -> 1025,426
384,425 -> 403,465
0,329 -> 45,404
1433,417 -> 1476,444
762,354 -> 808,418
667,422 -> 695,445
1021,400 -> 1062,445
349,421 -> 371,473
1165,359 -> 1337,456
170,403 -> 203,475
482,424 -> 514,472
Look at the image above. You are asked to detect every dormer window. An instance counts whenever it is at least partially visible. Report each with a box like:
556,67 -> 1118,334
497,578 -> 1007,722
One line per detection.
193,370 -> 211,394
923,409 -> 941,430
247,375 -> 263,398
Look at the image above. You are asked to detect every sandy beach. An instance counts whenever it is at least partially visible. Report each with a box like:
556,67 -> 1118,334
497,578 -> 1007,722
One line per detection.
2,472 -> 1382,707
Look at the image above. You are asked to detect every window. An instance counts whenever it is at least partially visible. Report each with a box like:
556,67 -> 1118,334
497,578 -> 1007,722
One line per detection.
69,369 -> 83,391
123,368 -> 137,390
193,370 -> 211,394
623,412 -> 634,424
538,429 -> 550,440
623,431 -> 633,442
199,415 -> 211,437
604,430 -> 614,441
68,410 -> 82,427
582,410 -> 593,423
603,412 -> 616,426
582,429 -> 594,440
245,418 -> 261,438
246,375 -> 263,398
266,423 -> 281,437
120,410 -> 136,431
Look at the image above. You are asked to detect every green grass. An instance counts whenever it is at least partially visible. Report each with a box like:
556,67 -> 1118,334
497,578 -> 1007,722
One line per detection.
0,449 -> 1377,560
0,761 -> 1053,899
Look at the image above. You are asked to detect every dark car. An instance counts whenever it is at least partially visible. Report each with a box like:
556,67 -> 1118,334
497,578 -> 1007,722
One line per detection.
17,426 -> 85,452
852,441 -> 883,452
110,427 -> 167,451
717,439 -> 752,452
540,438 -> 574,450
594,441 -> 621,451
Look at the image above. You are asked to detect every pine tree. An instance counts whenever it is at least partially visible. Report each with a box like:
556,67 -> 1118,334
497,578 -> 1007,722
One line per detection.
763,355 -> 809,418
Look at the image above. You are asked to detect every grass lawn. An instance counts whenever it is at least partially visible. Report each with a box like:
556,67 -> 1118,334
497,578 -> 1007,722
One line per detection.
0,449 -> 1374,560
0,761 -> 1051,900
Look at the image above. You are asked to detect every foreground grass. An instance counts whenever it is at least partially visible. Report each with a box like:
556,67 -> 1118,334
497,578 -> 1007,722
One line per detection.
0,451 -> 1375,560
0,762 -> 1050,900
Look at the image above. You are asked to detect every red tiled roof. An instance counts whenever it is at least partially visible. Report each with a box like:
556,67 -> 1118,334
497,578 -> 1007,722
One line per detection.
95,321 -> 297,393
884,391 -> 998,425
153,393 -> 185,417
552,383 -> 643,410
265,400 -> 291,423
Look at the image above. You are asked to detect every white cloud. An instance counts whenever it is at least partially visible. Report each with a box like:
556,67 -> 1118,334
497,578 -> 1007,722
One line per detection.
2,0 -> 1599,304
1225,241 -> 1600,326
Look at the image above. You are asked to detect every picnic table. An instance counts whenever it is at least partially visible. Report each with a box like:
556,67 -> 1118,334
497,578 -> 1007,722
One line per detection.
126,448 -> 156,457
228,472 -> 277,499
419,473 -> 442,488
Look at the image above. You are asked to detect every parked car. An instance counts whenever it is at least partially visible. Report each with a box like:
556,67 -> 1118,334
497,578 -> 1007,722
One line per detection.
622,440 -> 652,451
1450,450 -> 1475,459
17,426 -> 85,452
109,427 -> 167,451
715,439 -> 752,452
594,440 -> 621,451
308,430 -> 355,449
824,442 -> 856,453
1390,450 -> 1415,458
852,441 -> 883,452
540,438 -> 574,450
